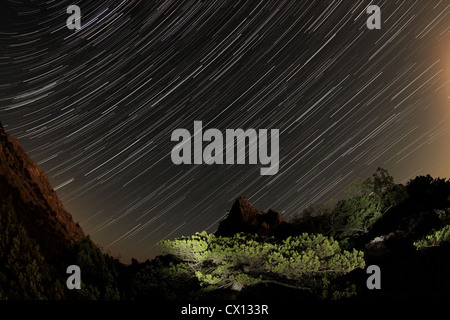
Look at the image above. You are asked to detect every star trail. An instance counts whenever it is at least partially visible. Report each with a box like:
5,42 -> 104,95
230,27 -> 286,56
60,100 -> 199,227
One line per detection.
0,0 -> 449,262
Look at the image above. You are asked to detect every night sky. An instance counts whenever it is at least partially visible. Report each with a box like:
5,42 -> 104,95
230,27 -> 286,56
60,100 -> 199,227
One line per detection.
0,0 -> 448,262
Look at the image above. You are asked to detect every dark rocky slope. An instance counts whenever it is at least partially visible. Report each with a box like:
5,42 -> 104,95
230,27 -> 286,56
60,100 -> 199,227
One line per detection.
0,121 -> 84,257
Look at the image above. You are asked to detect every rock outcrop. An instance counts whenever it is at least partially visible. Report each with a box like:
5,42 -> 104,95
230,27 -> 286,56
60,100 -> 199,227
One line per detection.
0,122 -> 84,256
215,197 -> 285,236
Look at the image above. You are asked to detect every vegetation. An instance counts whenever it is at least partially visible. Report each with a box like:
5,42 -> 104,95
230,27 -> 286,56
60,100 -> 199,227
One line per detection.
330,168 -> 408,239
159,231 -> 365,299
0,198 -> 63,300
0,198 -> 121,300
129,256 -> 201,299
65,236 -> 120,300
1,168 -> 449,300
289,168 -> 410,245
414,225 -> 450,249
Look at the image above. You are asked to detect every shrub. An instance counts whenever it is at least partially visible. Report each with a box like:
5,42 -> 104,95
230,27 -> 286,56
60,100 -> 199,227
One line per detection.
414,225 -> 450,249
159,231 -> 365,299
331,168 -> 407,239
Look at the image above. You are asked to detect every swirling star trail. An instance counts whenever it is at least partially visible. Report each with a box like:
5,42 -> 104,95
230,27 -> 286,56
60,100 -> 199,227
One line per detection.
0,0 -> 449,261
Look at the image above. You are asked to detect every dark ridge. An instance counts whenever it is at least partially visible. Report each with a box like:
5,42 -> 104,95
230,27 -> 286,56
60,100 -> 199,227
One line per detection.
0,124 -> 84,258
215,197 -> 285,237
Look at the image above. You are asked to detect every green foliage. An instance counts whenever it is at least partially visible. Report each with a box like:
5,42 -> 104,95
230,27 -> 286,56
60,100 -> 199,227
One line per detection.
0,199 -> 62,300
290,168 -> 407,243
331,190 -> 381,238
130,257 -> 200,299
0,198 -> 121,300
159,231 -> 365,299
414,225 -> 450,249
331,168 -> 405,239
0,197 -> 138,301
66,237 -> 120,300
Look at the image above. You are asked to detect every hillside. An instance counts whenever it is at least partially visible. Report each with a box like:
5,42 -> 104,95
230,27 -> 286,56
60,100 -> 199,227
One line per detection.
0,123 -> 449,301
0,121 -> 84,256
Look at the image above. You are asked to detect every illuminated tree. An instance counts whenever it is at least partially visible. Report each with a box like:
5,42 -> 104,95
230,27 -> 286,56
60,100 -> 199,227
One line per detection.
159,231 -> 365,299
331,167 -> 406,239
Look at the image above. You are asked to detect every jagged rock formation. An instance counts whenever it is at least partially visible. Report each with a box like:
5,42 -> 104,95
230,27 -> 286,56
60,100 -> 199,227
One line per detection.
0,121 -> 84,256
215,197 -> 285,236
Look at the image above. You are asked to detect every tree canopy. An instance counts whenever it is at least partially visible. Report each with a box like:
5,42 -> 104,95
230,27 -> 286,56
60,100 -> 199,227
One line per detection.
159,231 -> 365,299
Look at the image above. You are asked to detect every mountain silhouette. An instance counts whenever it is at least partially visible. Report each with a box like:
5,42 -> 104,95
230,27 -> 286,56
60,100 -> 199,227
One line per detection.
215,197 -> 285,236
0,121 -> 84,257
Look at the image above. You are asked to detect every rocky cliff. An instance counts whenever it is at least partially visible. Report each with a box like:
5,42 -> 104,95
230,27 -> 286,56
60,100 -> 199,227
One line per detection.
0,122 -> 84,256
215,197 -> 285,236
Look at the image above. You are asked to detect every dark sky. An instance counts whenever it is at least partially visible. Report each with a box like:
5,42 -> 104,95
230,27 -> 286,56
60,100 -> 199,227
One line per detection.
0,0 -> 448,262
